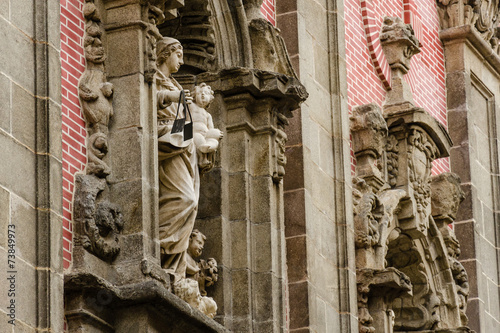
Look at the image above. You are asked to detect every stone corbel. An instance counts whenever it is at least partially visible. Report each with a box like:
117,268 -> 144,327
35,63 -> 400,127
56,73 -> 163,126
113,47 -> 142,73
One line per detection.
350,103 -> 388,191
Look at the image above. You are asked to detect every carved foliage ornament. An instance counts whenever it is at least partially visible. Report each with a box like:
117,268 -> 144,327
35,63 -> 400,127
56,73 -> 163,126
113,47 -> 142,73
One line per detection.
407,128 -> 438,231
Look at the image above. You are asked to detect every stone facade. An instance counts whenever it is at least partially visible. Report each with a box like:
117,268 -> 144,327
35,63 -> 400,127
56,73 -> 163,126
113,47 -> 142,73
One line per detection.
1,1 -> 499,333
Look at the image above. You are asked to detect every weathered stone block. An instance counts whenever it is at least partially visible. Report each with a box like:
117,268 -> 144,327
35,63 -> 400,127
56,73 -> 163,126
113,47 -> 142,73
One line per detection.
250,134 -> 272,177
106,28 -> 143,78
105,3 -> 141,25
284,189 -> 306,237
232,269 -> 251,317
228,172 -> 249,221
198,168 -> 222,219
288,281 -> 309,329
11,0 -> 33,37
448,110 -> 469,146
225,130 -> 248,173
450,145 -> 471,183
47,44 -> 62,103
14,259 -> 37,327
109,179 -> 146,235
454,222 -> 477,260
0,133 -> 36,205
299,0 -> 328,49
250,176 -> 272,223
108,128 -> 144,182
46,0 -> 60,50
252,272 -> 273,321
48,100 -> 62,160
0,74 -> 10,132
277,12 -> 299,56
313,41 -> 330,92
0,18 -> 34,93
109,74 -> 144,129
286,235 -> 308,283
284,145 -> 305,192
194,216 -> 223,267
446,71 -> 469,110
11,84 -> 35,150
10,194 -> 36,265
251,223 -> 272,272
319,127 -> 334,178
230,221 -> 249,269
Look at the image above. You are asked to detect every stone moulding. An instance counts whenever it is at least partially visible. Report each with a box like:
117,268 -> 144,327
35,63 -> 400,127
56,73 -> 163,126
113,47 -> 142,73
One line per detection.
64,273 -> 229,333
439,24 -> 500,75
436,0 -> 500,54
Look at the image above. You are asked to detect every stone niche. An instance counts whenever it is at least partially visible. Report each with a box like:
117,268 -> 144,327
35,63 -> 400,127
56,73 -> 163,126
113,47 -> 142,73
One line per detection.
351,17 -> 473,333
64,1 -> 307,333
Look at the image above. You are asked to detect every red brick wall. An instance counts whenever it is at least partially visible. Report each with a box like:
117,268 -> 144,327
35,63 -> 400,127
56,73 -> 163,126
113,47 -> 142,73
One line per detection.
61,0 -> 86,270
261,0 -> 276,26
345,0 -> 449,174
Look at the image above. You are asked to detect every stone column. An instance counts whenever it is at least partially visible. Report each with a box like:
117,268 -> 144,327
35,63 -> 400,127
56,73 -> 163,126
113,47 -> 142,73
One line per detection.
189,68 -> 307,332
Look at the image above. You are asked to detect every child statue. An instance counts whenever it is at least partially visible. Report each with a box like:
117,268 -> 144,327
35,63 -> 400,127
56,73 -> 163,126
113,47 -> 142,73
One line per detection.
191,83 -> 223,154
173,229 -> 218,318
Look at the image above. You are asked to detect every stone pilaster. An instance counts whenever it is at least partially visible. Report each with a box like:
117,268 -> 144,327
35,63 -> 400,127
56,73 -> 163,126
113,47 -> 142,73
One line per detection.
437,2 -> 500,331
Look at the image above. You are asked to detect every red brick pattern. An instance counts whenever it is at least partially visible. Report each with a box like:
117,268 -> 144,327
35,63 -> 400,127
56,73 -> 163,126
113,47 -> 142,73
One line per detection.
261,0 -> 276,26
345,0 -> 449,174
61,0 -> 86,269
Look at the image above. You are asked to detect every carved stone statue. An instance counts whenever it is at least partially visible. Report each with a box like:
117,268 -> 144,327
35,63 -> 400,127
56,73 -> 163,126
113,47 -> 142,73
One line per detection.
73,0 -> 123,263
156,37 -> 220,288
174,229 -> 218,318
79,0 -> 114,177
191,83 -> 223,154
186,229 -> 219,297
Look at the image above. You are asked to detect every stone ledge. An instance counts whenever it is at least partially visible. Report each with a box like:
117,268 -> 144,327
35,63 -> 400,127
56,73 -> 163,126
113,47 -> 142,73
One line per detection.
439,25 -> 500,76
65,273 -> 228,333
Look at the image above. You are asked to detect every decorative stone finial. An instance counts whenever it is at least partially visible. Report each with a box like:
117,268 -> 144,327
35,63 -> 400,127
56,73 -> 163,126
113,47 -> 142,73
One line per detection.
350,103 -> 388,191
380,17 -> 421,111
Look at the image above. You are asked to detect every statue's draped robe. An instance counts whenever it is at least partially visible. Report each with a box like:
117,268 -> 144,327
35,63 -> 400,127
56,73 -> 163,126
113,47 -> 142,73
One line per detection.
157,72 -> 200,277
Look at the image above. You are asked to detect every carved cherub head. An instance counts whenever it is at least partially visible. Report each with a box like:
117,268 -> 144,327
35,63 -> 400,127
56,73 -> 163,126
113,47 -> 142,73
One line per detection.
188,229 -> 206,258
193,83 -> 215,109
